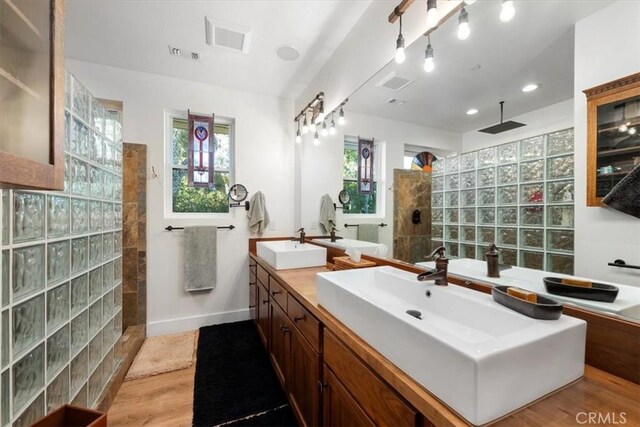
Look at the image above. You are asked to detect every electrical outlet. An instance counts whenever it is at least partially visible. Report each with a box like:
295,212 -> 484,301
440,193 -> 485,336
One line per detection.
268,222 -> 276,231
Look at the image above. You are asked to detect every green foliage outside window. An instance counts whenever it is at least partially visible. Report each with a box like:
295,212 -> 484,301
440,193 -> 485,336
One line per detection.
343,144 -> 377,214
171,118 -> 231,213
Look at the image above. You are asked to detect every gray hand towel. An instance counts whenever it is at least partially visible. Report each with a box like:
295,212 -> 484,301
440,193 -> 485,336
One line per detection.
603,164 -> 640,219
184,226 -> 216,291
358,224 -> 379,243
319,194 -> 336,234
247,191 -> 270,234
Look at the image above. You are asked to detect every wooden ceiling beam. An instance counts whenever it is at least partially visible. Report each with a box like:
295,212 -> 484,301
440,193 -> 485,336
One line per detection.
388,0 -> 414,23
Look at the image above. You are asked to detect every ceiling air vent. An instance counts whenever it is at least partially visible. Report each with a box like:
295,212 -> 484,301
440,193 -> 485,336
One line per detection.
205,17 -> 251,54
375,71 -> 414,92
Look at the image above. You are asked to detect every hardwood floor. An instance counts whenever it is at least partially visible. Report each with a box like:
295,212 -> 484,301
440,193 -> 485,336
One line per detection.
108,341 -> 197,426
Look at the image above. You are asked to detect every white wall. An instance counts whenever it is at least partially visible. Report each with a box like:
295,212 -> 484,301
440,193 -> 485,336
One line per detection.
66,59 -> 295,335
573,1 -> 640,286
299,112 -> 461,254
462,99 -> 574,152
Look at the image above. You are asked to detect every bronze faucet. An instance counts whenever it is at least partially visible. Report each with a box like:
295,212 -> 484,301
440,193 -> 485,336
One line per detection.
312,227 -> 344,242
486,243 -> 500,278
417,246 -> 448,286
292,227 -> 305,244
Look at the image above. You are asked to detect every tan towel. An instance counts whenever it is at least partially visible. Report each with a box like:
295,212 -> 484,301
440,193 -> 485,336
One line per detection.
357,224 -> 379,243
247,191 -> 270,234
319,194 -> 336,234
184,226 -> 216,291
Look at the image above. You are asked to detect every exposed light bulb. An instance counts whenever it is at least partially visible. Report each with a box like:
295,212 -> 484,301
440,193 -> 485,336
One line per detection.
457,8 -> 470,40
295,129 -> 302,143
338,107 -> 346,126
329,119 -> 336,135
310,121 -> 317,133
313,131 -> 320,145
629,127 -> 637,135
395,13 -> 406,65
321,121 -> 329,137
500,0 -> 515,23
619,123 -> 629,133
424,43 -> 435,73
426,0 -> 438,28
302,117 -> 309,134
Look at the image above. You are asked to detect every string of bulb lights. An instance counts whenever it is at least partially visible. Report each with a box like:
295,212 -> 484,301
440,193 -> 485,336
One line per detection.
394,0 -> 516,71
294,93 -> 348,145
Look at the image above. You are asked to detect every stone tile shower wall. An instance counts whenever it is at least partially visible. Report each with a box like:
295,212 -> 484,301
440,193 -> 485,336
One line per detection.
431,128 -> 575,274
0,71 -> 123,426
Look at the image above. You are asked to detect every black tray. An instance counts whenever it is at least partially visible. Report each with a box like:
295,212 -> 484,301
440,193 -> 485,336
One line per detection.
543,277 -> 619,303
492,286 -> 562,320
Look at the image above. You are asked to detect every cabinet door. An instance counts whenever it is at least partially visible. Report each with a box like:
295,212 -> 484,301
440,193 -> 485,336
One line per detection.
322,366 -> 374,427
256,283 -> 270,347
289,327 -> 320,427
269,301 -> 291,389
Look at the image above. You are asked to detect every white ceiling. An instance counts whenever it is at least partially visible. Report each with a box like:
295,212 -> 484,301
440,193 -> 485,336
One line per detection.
64,0 -> 373,99
347,1 -> 614,132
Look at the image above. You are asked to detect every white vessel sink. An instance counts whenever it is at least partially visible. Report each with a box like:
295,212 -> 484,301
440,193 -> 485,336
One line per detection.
313,238 -> 381,256
416,258 -> 640,321
256,240 -> 326,270
316,266 -> 586,425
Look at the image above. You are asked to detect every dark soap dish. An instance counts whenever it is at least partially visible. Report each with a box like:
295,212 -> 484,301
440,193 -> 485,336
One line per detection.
492,286 -> 563,320
543,277 -> 619,303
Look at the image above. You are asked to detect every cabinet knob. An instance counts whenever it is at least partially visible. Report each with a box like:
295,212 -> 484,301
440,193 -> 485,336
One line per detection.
271,290 -> 282,296
317,380 -> 328,393
293,316 -> 305,323
262,299 -> 269,304
281,325 -> 290,334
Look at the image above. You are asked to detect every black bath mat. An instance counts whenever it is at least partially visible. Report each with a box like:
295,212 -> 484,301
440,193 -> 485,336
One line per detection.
192,320 -> 298,427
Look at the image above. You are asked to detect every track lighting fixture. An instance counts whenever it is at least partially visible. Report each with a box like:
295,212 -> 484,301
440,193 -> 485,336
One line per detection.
395,13 -> 406,64
457,7 -> 470,40
424,36 -> 434,73
329,113 -> 337,135
313,131 -> 320,145
302,115 -> 309,134
500,0 -> 515,23
338,106 -> 346,126
295,121 -> 302,143
321,121 -> 329,137
426,0 -> 438,29
315,103 -> 325,124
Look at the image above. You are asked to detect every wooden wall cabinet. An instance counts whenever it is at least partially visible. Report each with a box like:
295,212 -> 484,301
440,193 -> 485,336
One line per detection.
0,0 -> 65,190
584,72 -> 640,206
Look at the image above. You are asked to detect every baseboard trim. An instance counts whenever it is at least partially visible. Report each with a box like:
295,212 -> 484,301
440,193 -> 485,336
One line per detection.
147,309 -> 251,336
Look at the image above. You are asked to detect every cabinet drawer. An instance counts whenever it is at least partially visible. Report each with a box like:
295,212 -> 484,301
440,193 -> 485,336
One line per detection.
269,277 -> 288,311
287,294 -> 320,353
257,264 -> 269,289
324,330 -> 418,427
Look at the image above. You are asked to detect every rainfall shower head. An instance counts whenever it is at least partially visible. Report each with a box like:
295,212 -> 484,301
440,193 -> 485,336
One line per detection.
479,101 -> 526,134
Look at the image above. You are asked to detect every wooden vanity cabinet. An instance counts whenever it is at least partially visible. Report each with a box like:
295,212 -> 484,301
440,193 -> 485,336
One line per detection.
323,367 -> 374,427
289,324 -> 321,427
256,282 -> 270,347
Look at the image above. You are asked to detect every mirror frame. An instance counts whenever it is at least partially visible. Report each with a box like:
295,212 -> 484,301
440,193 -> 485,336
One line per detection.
228,183 -> 248,202
0,0 -> 65,190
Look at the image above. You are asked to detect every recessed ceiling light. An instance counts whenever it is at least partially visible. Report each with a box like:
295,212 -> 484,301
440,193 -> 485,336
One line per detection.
276,45 -> 299,61
522,83 -> 539,93
467,108 -> 478,115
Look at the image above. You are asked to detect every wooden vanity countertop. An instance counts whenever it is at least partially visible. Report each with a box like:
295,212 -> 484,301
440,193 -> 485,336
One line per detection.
255,256 -> 640,427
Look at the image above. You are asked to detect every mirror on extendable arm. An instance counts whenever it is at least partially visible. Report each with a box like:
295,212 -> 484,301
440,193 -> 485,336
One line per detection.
228,183 -> 250,210
338,189 -> 351,210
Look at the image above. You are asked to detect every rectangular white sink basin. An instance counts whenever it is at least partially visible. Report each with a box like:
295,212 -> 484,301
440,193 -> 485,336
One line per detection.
416,258 -> 640,321
316,266 -> 586,425
256,240 -> 326,270
313,238 -> 381,256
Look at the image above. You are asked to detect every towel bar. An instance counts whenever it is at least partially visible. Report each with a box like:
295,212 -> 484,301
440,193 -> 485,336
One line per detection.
344,223 -> 387,228
608,259 -> 640,270
165,225 -> 235,231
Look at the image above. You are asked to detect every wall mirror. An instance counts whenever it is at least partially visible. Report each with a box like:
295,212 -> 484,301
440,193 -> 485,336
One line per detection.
0,0 -> 65,190
228,183 -> 248,202
338,189 -> 350,205
298,0 -> 640,324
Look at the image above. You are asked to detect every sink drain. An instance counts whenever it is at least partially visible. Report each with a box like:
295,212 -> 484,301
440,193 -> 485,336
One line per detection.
406,309 -> 422,320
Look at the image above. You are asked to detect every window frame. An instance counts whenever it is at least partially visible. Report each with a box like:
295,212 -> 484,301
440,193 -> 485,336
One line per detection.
164,109 -> 235,219
342,136 -> 385,219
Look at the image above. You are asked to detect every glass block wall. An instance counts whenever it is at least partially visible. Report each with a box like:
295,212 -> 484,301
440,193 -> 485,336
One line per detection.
431,128 -> 575,274
0,71 -> 123,427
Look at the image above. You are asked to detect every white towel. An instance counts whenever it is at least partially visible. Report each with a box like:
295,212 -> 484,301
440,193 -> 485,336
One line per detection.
319,194 -> 336,234
184,226 -> 216,291
247,191 -> 270,235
